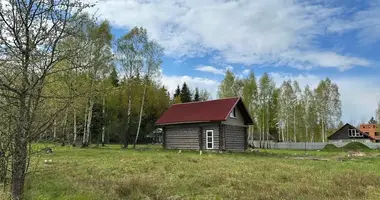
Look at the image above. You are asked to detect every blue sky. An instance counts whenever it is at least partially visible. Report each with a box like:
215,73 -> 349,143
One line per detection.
88,0 -> 380,123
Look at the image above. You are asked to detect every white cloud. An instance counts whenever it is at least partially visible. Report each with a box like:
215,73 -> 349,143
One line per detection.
160,74 -> 219,98
195,65 -> 225,75
328,1 -> 380,44
87,0 -> 371,70
242,69 -> 250,76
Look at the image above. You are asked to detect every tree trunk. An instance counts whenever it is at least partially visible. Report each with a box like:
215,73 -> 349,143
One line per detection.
82,106 -> 88,147
85,100 -> 94,147
101,96 -> 105,146
73,109 -> 77,146
286,118 -> 289,142
53,118 -> 57,139
322,120 -> 325,143
62,108 -> 68,146
124,92 -> 132,149
266,105 -> 270,149
293,109 -> 297,142
133,83 -> 148,148
11,98 -> 28,200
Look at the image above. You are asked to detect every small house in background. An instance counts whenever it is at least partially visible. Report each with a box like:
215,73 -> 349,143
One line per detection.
156,97 -> 254,152
328,123 -> 380,143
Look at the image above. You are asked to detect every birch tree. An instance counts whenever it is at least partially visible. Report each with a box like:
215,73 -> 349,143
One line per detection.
242,71 -> 258,144
218,70 -> 237,98
117,27 -> 147,148
133,39 -> 164,148
315,78 -> 341,142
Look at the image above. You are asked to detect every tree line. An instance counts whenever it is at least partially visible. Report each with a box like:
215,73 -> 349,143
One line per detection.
218,70 -> 342,147
172,82 -> 211,103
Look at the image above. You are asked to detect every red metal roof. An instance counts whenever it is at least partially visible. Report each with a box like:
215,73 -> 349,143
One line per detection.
156,97 -> 252,125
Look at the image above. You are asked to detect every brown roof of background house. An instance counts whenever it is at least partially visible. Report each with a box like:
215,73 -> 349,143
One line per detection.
156,97 -> 253,125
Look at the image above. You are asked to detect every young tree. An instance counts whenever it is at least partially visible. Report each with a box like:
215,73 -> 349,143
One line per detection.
199,89 -> 211,101
0,0 -> 90,198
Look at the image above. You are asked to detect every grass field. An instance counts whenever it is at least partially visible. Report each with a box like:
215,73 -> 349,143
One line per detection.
2,144 -> 380,200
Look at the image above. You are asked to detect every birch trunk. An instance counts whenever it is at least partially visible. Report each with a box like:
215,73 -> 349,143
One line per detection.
322,120 -> 325,143
85,100 -> 94,147
53,118 -> 57,139
266,105 -> 270,149
124,92 -> 132,148
82,106 -> 88,146
73,109 -> 77,146
293,109 -> 297,142
101,96 -> 105,146
133,83 -> 148,148
62,108 -> 68,146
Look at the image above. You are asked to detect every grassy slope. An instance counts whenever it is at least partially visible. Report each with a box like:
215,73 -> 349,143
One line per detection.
4,145 -> 380,200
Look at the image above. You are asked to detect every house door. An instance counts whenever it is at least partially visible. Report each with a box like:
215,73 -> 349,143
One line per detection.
206,130 -> 214,149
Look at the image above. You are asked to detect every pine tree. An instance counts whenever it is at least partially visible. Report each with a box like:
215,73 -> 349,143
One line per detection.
194,88 -> 200,102
180,82 -> 192,103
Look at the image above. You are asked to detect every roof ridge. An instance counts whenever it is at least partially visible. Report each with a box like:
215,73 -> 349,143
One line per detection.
171,97 -> 240,106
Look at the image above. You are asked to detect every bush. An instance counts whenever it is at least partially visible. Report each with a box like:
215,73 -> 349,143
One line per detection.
342,142 -> 370,151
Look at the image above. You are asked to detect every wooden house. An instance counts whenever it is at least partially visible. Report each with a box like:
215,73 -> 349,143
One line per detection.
156,97 -> 253,151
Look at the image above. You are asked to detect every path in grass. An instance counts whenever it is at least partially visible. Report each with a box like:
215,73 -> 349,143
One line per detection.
19,145 -> 380,199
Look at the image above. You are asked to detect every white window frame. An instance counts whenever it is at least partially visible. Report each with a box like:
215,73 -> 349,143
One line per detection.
348,129 -> 363,138
206,130 -> 214,149
230,108 -> 236,118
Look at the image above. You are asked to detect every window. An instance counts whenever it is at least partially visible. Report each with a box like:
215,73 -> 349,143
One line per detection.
375,132 -> 380,137
348,129 -> 363,137
230,108 -> 236,118
206,130 -> 214,149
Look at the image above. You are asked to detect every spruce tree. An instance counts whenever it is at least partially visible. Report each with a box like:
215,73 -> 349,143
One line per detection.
194,88 -> 200,102
174,85 -> 181,98
180,82 -> 192,103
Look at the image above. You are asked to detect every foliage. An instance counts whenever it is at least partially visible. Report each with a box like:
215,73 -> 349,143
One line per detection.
218,70 -> 342,144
